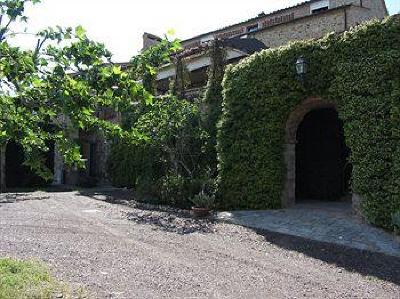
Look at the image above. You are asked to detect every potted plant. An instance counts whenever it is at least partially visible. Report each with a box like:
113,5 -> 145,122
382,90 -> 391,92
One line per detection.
190,191 -> 215,218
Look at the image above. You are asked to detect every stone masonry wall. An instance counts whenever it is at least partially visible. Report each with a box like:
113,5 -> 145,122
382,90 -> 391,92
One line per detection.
182,1 -> 312,48
330,0 -> 360,8
346,6 -> 374,27
346,0 -> 388,26
180,0 -> 387,49
332,0 -> 388,19
251,9 -> 346,49
251,3 -> 387,50
93,132 -> 111,185
366,0 -> 389,18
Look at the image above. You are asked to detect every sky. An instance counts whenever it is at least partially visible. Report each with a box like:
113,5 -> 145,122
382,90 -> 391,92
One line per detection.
14,0 -> 400,62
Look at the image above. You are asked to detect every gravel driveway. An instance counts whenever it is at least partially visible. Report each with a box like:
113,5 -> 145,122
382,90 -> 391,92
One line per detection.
0,190 -> 399,298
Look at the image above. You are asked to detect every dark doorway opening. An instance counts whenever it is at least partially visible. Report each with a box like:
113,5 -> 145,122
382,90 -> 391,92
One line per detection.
295,108 -> 351,201
5,141 -> 54,189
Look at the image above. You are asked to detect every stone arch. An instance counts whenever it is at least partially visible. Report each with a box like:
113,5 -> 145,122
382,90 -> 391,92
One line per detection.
282,97 -> 340,207
285,97 -> 336,144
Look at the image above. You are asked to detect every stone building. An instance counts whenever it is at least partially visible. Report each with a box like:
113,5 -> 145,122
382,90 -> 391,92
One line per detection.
52,110 -> 120,188
0,0 -> 388,191
181,0 -> 388,49
153,0 -> 388,94
148,0 -> 390,209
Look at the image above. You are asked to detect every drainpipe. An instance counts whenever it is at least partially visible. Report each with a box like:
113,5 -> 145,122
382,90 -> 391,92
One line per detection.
344,6 -> 348,31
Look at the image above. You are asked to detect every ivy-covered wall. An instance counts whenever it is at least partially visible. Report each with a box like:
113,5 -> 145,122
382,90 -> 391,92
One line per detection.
217,16 -> 400,230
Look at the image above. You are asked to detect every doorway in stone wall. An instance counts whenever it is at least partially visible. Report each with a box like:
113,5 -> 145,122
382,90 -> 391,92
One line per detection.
295,108 -> 351,201
5,141 -> 54,189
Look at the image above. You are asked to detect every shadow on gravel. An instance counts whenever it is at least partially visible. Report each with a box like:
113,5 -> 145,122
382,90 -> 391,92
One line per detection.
254,228 -> 400,286
79,189 -> 216,235
125,210 -> 216,235
0,186 -> 79,205
4,186 -> 76,194
78,188 -> 134,203
0,193 -> 50,204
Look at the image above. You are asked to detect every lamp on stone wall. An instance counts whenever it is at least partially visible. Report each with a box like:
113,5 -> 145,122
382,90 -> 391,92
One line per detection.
296,56 -> 308,82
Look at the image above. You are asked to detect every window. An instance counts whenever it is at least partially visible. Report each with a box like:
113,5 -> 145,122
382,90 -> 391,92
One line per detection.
200,35 -> 214,44
247,24 -> 259,33
312,6 -> 329,14
310,0 -> 329,14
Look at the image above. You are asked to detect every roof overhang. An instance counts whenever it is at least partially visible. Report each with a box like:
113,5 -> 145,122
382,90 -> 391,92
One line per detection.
156,47 -> 248,81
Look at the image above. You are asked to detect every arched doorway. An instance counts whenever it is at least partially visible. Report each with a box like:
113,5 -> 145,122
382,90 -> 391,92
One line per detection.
295,108 -> 350,201
283,97 -> 352,207
5,141 -> 54,189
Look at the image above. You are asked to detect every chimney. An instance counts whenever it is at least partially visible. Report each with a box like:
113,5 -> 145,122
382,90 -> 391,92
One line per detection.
142,32 -> 162,51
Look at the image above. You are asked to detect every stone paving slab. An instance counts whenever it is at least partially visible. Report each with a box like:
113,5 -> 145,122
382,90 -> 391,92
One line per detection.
217,201 -> 400,258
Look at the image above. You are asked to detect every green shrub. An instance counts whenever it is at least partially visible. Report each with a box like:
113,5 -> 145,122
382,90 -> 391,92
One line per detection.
190,191 -> 216,209
218,16 -> 400,230
158,173 -> 187,207
107,95 -> 209,207
107,141 -> 163,189
157,174 -> 209,208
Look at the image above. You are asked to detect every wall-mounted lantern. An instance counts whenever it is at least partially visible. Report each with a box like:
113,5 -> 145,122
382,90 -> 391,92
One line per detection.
296,56 -> 308,82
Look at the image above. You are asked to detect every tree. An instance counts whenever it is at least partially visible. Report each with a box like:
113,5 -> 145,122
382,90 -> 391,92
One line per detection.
201,40 -> 226,177
135,95 -> 205,179
0,0 -> 180,191
108,94 -> 208,207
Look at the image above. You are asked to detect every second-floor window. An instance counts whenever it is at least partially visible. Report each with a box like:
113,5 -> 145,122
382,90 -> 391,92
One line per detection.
310,0 -> 330,14
247,24 -> 259,33
200,35 -> 214,44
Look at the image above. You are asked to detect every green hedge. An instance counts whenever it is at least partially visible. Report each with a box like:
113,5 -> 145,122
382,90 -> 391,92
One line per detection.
218,16 -> 400,230
107,142 -> 163,190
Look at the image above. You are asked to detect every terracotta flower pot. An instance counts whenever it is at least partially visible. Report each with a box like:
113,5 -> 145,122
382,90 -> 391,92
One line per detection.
191,207 -> 211,218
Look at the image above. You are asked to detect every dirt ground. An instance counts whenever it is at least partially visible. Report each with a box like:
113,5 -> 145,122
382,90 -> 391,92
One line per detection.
0,190 -> 399,298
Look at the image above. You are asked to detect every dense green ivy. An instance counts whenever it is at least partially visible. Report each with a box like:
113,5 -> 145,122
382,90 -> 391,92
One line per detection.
201,40 -> 226,177
218,16 -> 400,230
107,142 -> 162,190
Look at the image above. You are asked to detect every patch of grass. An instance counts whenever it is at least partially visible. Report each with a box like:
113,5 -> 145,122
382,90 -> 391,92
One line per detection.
0,258 -> 66,299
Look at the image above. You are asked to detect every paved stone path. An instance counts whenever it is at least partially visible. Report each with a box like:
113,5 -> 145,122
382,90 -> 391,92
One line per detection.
217,201 -> 400,257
